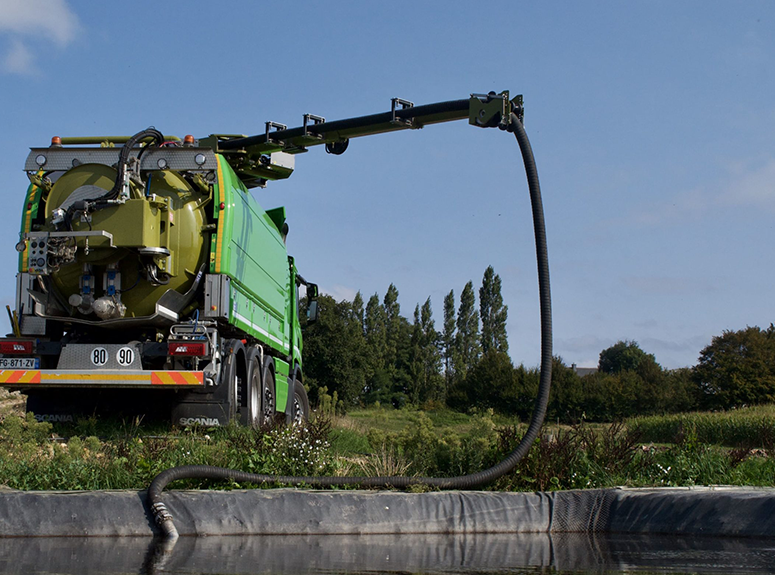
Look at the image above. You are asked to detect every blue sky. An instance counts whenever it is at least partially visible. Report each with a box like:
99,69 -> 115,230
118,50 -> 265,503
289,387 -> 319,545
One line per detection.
0,1 -> 773,369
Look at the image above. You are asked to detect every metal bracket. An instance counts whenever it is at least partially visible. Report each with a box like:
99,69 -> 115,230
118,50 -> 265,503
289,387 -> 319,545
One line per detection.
302,114 -> 326,137
469,91 -> 513,128
288,114 -> 327,152
390,98 -> 415,127
265,121 -> 287,144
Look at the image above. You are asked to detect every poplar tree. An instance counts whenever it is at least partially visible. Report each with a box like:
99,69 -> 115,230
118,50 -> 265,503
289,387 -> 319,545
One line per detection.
420,298 -> 443,401
352,291 -> 365,334
383,284 -> 401,375
409,298 -> 443,404
364,293 -> 386,373
479,266 -> 509,354
443,289 -> 457,387
454,281 -> 481,377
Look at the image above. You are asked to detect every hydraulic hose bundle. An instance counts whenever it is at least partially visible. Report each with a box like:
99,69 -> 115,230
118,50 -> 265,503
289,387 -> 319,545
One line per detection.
61,128 -> 165,230
148,111 -> 552,540
102,127 -> 165,203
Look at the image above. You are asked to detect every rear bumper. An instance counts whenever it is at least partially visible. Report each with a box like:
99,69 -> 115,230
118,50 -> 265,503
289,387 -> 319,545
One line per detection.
0,369 -> 204,388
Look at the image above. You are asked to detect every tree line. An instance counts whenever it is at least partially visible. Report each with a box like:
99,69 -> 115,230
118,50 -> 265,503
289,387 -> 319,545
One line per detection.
300,265 -> 508,410
301,267 -> 775,421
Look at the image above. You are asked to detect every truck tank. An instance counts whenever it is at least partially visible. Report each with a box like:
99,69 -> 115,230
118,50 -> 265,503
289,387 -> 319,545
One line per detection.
40,162 -> 208,320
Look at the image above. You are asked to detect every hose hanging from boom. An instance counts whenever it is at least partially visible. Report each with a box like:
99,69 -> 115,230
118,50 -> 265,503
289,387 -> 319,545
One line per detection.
148,111 -> 552,540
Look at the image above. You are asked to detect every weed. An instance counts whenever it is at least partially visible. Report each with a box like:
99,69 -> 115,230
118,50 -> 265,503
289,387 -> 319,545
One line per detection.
355,446 -> 411,477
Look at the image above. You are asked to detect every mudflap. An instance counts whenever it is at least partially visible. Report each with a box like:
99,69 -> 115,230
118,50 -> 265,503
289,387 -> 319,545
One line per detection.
169,375 -> 233,427
169,355 -> 237,427
171,400 -> 230,427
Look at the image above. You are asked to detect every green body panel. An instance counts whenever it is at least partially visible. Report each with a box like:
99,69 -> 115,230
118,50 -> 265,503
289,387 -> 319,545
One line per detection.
289,259 -> 303,367
265,206 -> 286,234
274,357 -> 290,412
18,180 -> 41,271
213,156 -> 302,368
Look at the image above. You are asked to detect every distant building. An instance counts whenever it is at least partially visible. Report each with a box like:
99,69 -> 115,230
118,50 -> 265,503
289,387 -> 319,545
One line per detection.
571,364 -> 598,377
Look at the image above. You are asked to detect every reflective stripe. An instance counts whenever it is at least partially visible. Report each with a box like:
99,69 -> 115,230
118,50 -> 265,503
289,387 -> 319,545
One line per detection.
0,370 -> 41,384
0,370 -> 203,386
214,156 -> 225,273
151,371 -> 203,385
20,174 -> 42,273
44,372 -> 148,382
233,310 -> 288,351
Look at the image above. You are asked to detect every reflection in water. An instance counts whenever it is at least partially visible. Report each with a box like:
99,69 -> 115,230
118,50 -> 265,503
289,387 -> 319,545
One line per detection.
0,532 -> 773,575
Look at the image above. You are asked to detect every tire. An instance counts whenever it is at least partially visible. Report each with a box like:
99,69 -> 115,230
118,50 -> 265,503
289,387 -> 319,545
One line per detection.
260,357 -> 276,428
244,348 -> 262,428
223,339 -> 247,425
289,378 -> 310,426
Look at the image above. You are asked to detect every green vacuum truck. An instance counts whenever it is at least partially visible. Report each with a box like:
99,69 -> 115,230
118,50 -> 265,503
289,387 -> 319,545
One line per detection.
1,129 -> 317,426
0,92 -> 520,426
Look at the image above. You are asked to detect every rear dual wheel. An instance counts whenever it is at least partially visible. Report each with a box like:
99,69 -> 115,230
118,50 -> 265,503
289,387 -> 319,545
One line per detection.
224,342 -> 308,427
260,357 -> 276,428
289,378 -> 310,426
244,349 -> 262,428
243,351 -> 276,428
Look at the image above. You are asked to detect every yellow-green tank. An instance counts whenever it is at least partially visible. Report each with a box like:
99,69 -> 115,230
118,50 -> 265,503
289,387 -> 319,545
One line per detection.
44,164 -> 209,318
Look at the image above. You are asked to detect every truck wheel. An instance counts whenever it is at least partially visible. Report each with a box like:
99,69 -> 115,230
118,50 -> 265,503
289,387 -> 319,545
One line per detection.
245,348 -> 262,427
260,357 -> 276,428
289,379 -> 310,426
223,339 -> 247,425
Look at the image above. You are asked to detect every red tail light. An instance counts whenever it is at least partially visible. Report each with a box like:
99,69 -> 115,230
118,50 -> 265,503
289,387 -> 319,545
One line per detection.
0,340 -> 33,354
168,342 -> 207,356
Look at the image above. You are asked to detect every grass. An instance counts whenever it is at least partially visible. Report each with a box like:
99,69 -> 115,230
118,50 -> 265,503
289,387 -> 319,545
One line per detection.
343,405 -> 519,437
627,404 -> 775,448
0,412 -> 342,491
1,402 -> 775,492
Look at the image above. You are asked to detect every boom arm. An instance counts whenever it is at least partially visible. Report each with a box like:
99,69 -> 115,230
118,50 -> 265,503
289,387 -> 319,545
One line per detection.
204,91 -> 522,188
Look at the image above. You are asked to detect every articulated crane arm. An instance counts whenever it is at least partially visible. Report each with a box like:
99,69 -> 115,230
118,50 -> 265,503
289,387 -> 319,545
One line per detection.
202,91 -> 523,188
148,91 -> 553,541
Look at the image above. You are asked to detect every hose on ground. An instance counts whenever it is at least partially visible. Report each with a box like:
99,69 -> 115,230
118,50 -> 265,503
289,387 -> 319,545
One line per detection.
148,111 -> 552,540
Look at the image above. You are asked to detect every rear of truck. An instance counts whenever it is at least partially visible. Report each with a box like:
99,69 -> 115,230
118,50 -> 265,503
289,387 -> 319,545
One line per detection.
1,132 -> 313,425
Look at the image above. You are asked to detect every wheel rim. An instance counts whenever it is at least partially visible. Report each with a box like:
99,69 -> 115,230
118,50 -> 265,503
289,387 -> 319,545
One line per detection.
262,375 -> 275,427
292,393 -> 304,425
233,372 -> 243,420
249,368 -> 260,426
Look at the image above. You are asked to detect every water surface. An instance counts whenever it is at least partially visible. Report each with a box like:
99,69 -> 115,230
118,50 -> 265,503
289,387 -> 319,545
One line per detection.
1,532 -> 773,574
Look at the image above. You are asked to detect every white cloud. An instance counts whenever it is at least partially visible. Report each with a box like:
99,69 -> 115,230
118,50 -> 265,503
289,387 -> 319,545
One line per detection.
625,157 -> 775,228
555,333 -> 611,367
0,0 -> 80,74
720,159 -> 775,210
3,37 -> 33,74
322,284 -> 358,303
621,275 -> 717,296
0,0 -> 79,45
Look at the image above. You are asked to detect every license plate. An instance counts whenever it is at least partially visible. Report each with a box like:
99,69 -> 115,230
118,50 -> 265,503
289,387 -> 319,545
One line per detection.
0,357 -> 38,369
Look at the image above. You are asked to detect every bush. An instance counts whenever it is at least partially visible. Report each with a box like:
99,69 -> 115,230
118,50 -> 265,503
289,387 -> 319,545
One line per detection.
0,412 -> 338,490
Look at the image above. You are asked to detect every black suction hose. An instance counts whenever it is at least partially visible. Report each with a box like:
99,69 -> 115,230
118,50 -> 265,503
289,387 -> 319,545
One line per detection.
148,112 -> 552,540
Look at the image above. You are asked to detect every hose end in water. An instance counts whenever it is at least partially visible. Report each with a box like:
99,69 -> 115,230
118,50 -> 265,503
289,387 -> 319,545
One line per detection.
151,501 -> 179,540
